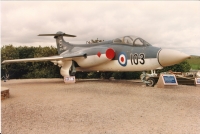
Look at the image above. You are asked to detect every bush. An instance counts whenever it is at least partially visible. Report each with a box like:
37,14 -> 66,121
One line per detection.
87,72 -> 101,79
157,60 -> 191,73
1,45 -> 60,79
112,72 -> 142,79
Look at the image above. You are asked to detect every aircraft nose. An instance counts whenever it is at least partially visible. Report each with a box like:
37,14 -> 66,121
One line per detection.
158,49 -> 190,67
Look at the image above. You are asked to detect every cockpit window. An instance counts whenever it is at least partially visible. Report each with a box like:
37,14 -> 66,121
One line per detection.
143,40 -> 151,46
113,36 -> 151,46
113,38 -> 123,43
134,38 -> 143,46
123,36 -> 134,45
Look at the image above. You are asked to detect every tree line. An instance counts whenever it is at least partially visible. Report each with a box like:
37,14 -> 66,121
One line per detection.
1,45 -> 191,80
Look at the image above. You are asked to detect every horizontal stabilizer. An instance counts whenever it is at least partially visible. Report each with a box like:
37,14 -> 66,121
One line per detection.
38,33 -> 76,37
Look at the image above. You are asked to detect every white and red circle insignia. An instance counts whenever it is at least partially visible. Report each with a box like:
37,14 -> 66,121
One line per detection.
118,52 -> 127,66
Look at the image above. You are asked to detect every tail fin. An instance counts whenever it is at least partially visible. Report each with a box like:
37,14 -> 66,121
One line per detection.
38,31 -> 76,54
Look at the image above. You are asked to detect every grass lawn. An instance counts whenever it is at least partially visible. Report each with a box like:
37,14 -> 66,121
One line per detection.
187,56 -> 200,70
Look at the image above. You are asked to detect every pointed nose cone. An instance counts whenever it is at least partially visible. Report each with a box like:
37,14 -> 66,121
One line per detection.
158,49 -> 190,67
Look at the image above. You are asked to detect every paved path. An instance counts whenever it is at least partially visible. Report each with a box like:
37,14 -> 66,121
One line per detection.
1,79 -> 200,134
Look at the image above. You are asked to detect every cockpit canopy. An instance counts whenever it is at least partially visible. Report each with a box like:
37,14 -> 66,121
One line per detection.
113,36 -> 151,46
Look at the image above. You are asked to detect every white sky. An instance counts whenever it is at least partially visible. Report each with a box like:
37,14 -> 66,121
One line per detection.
1,1 -> 200,55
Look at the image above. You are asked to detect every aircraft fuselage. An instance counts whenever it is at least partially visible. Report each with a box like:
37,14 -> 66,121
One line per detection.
64,41 -> 162,72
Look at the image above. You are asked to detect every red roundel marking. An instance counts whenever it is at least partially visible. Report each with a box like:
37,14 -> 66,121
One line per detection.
97,52 -> 101,57
121,57 -> 124,62
106,48 -> 115,60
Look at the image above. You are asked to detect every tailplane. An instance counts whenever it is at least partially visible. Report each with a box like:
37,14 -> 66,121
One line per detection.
38,31 -> 76,54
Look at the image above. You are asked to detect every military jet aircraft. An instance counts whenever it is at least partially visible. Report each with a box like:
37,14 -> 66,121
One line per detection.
2,31 -> 190,85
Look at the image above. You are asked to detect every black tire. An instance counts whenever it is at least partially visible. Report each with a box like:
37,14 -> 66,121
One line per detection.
146,77 -> 156,87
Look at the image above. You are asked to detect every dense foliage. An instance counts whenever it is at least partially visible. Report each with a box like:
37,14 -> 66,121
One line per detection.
1,45 -> 192,80
1,45 -> 61,79
157,60 -> 191,73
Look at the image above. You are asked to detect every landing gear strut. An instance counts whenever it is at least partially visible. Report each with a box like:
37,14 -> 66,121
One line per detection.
69,61 -> 76,76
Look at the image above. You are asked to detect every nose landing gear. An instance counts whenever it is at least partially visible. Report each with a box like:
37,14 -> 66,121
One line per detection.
146,77 -> 156,87
141,70 -> 158,87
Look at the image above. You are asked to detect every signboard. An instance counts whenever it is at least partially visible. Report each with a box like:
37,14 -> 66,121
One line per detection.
64,76 -> 76,83
194,78 -> 200,86
157,74 -> 178,88
162,74 -> 178,85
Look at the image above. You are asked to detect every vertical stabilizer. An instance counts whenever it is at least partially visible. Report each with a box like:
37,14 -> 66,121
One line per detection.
38,31 -> 76,54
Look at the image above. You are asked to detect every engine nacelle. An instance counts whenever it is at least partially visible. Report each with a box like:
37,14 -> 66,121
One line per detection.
51,60 -> 76,77
51,60 -> 63,67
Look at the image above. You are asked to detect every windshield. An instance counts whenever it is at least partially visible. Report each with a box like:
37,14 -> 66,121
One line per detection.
113,36 -> 151,46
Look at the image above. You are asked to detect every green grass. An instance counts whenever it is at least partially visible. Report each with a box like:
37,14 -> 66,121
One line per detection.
187,56 -> 200,70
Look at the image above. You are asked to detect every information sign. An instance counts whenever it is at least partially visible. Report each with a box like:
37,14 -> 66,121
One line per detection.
157,74 -> 178,88
194,78 -> 200,86
162,74 -> 177,85
64,76 -> 76,83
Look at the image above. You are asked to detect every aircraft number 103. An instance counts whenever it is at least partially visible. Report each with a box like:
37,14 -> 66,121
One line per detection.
130,53 -> 145,65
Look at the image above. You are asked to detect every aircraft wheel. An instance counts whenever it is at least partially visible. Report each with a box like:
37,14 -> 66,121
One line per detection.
146,77 -> 156,87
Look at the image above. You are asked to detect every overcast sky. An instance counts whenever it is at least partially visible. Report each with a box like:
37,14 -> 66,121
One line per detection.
1,1 -> 200,55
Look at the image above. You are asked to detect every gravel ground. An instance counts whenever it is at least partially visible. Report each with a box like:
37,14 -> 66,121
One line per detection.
1,79 -> 200,134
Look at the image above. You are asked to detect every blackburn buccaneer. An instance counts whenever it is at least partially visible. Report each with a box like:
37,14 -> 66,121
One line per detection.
2,31 -> 190,85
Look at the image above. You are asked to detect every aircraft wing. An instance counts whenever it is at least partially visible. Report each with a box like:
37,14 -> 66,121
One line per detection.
2,56 -> 63,64
2,54 -> 86,64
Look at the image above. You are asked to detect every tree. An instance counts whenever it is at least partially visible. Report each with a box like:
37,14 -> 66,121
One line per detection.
1,45 -> 61,79
157,60 -> 191,73
87,72 -> 101,79
1,45 -> 20,79
101,72 -> 113,79
112,72 -> 141,79
75,72 -> 88,79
